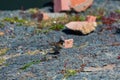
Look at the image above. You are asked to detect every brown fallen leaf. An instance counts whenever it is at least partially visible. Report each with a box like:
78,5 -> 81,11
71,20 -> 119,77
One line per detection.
84,64 -> 115,72
117,55 -> 120,59
103,64 -> 116,70
111,42 -> 120,46
24,72 -> 36,77
0,32 -> 4,36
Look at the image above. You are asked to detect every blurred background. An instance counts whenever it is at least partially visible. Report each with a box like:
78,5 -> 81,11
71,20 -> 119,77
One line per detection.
0,0 -> 52,10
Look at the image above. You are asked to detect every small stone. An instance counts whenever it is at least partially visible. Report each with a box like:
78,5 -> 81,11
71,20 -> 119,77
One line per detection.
63,39 -> 73,48
65,15 -> 97,34
42,13 -> 67,20
65,21 -> 97,34
54,0 -> 71,12
70,0 -> 93,12
53,0 -> 93,12
86,15 -> 97,22
70,0 -> 86,7
42,13 -> 50,20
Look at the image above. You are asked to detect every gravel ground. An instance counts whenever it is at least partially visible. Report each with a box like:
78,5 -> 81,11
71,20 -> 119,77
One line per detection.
0,0 -> 120,80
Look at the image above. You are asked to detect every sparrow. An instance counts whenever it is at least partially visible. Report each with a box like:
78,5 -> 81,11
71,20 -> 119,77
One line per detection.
49,38 -> 64,55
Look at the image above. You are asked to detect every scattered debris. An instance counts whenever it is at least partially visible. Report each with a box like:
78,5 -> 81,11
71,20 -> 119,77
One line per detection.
24,72 -> 36,78
1,54 -> 21,60
102,16 -> 117,25
84,64 -> 116,72
60,63 -> 86,79
106,42 -> 120,46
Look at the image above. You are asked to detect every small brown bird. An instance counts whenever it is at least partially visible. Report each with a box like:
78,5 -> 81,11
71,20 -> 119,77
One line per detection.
49,38 -> 64,55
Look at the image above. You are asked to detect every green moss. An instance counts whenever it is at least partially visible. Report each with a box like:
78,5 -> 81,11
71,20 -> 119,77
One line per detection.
86,7 -> 106,19
69,15 -> 86,21
34,28 -> 51,34
0,58 -> 6,65
20,60 -> 41,70
50,24 -> 64,31
0,48 -> 9,56
115,9 -> 120,14
28,8 -> 39,14
96,15 -> 102,20
0,22 -> 5,28
38,17 -> 66,29
38,15 -> 86,29
79,16 -> 86,21
64,69 -> 77,79
2,17 -> 28,24
4,63 -> 9,66
26,50 -> 40,55
97,21 -> 103,25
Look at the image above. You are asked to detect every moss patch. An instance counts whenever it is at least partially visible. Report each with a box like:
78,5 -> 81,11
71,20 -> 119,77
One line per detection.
115,9 -> 120,14
20,60 -> 41,70
0,58 -> 6,65
0,48 -> 9,56
2,17 -> 28,24
26,50 -> 40,55
50,24 -> 64,31
2,17 -> 35,26
63,69 -> 77,79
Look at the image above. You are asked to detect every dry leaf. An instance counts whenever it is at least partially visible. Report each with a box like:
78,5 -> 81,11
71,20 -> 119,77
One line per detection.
0,32 -> 4,36
24,72 -> 36,77
84,64 -> 115,72
103,64 -> 115,70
